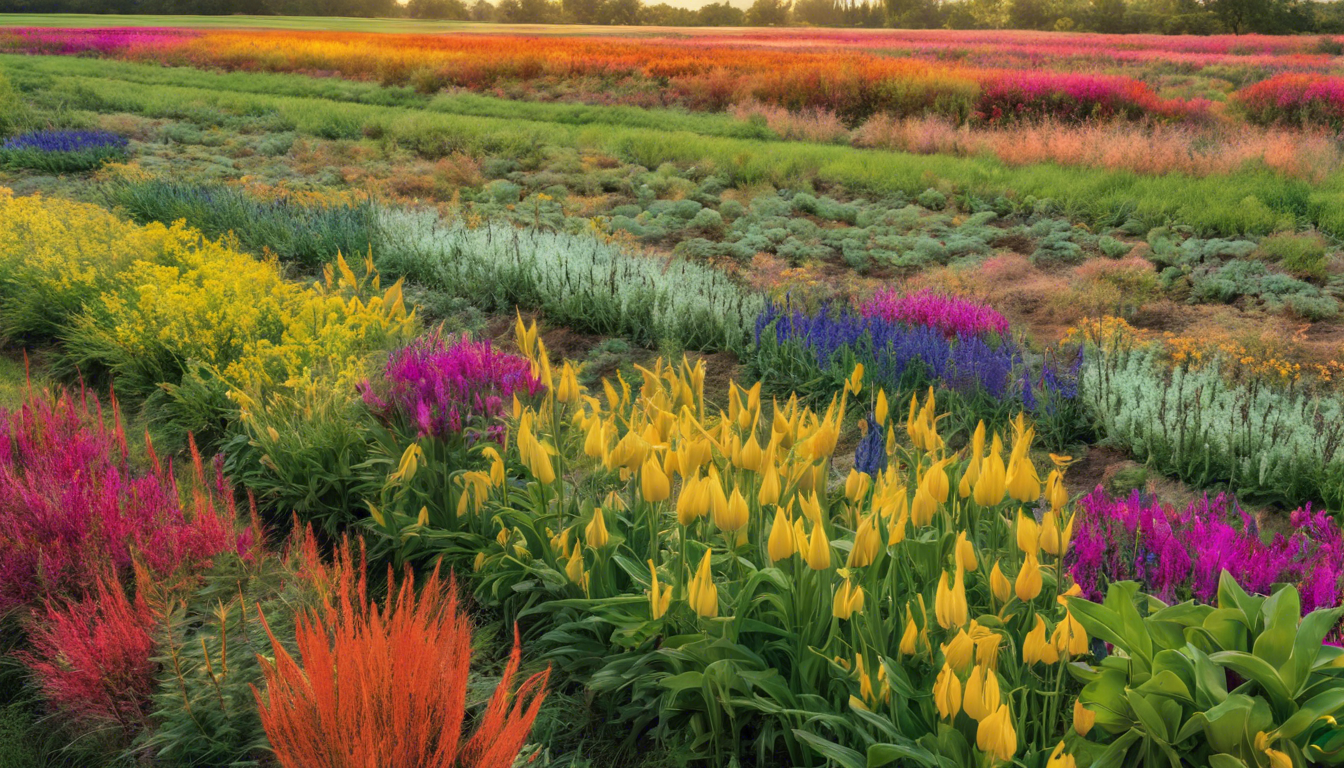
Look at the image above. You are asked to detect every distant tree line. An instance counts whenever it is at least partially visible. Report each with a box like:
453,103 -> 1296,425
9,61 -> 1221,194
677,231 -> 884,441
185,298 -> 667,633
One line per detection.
4,0 -> 1342,37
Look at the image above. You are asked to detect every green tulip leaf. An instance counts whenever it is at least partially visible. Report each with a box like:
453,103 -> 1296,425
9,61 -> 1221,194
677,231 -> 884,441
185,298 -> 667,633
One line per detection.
1210,651 -> 1292,704
1127,689 -> 1171,743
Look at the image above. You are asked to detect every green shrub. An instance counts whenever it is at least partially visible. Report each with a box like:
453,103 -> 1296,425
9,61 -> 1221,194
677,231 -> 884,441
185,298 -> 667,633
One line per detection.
916,187 -> 947,210
1257,231 -> 1332,280
104,178 -> 377,267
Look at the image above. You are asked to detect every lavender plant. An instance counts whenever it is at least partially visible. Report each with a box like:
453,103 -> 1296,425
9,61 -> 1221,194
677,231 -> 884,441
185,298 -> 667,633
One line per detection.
0,129 -> 129,172
752,301 -> 1086,445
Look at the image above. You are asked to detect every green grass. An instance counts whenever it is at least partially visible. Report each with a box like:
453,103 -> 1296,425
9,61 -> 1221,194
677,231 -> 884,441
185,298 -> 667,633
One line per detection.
0,13 -> 670,34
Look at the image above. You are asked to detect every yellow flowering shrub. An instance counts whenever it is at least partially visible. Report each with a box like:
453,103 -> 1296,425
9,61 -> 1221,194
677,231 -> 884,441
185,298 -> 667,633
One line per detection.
0,189 -> 415,438
0,188 -> 171,341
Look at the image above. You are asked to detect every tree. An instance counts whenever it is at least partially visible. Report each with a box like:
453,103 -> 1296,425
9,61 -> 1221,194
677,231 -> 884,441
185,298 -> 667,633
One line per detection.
562,0 -> 603,22
469,0 -> 497,19
600,0 -> 641,24
408,0 -> 470,17
746,0 -> 790,24
696,1 -> 746,24
794,0 -> 840,24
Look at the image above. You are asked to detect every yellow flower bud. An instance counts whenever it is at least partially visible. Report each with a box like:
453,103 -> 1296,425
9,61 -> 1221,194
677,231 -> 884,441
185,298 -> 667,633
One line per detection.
990,560 -> 1012,604
1022,615 -> 1059,665
976,704 -> 1017,763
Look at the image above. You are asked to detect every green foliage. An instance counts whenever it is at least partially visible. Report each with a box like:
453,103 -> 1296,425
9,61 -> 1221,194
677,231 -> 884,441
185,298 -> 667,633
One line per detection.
0,71 -> 32,138
104,178 -> 377,268
222,384 -> 380,534
142,549 -> 323,767
1069,575 -> 1344,766
1257,231 -> 1332,280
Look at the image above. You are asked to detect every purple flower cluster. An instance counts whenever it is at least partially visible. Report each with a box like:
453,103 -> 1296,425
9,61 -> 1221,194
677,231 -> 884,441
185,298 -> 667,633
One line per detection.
0,390 -> 247,612
1069,487 -> 1344,612
2,130 -> 129,153
756,301 -> 1022,402
859,288 -> 1010,340
362,334 -> 544,443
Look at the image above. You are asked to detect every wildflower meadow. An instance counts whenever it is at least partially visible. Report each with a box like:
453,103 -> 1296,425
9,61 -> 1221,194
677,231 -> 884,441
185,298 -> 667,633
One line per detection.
1,13 -> 1344,768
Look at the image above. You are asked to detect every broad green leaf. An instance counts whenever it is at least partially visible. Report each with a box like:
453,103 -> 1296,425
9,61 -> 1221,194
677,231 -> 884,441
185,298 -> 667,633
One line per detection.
1210,650 -> 1293,704
793,730 -> 866,768
866,743 -> 940,767
1127,689 -> 1170,743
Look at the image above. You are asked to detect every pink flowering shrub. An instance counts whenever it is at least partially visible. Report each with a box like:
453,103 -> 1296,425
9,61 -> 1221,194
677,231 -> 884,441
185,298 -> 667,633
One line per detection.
0,388 -> 249,612
1069,487 -> 1343,612
858,288 -> 1009,339
18,574 -> 158,738
977,71 -> 1210,124
361,333 -> 544,444
1236,73 -> 1344,129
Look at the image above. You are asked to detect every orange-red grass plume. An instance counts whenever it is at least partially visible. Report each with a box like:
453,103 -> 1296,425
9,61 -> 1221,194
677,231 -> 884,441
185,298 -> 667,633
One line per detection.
253,540 -> 550,768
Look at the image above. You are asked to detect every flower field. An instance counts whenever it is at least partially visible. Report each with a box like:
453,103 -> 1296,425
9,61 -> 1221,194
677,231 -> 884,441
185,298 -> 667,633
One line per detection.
2,17 -> 1344,768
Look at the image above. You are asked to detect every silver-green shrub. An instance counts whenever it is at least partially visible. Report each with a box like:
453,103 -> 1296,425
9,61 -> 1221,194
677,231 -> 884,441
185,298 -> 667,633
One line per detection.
1082,343 -> 1344,508
375,208 -> 762,353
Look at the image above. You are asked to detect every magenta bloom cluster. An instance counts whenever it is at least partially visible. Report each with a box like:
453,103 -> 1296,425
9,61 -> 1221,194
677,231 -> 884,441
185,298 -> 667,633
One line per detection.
0,27 -> 197,56
859,288 -> 1010,340
977,70 -> 1210,123
1069,487 -> 1343,612
362,333 -> 544,442
0,390 -> 246,612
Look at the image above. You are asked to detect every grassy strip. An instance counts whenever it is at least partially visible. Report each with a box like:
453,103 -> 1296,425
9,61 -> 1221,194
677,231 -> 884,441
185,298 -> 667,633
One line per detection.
6,53 -> 1339,238
1,56 -> 780,140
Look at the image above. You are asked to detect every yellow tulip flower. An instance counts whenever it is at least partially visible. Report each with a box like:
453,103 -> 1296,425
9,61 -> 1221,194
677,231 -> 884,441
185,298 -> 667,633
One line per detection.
687,550 -> 717,618
555,361 -> 580,405
565,548 -> 585,584
1016,552 -> 1042,601
1046,469 -> 1069,512
640,456 -> 671,503
832,578 -> 865,620
899,604 -> 920,656
715,486 -> 750,533
647,560 -> 672,620
585,507 -> 610,549
911,486 -> 937,527
941,628 -> 974,673
990,561 -> 1012,604
1052,609 -> 1089,657
962,665 -> 1000,722
676,471 -> 708,525
955,531 -> 978,572
799,490 -> 823,524
805,522 -> 831,571
1017,510 -> 1040,554
976,704 -> 1017,763
1073,699 -> 1095,737
845,469 -> 872,504
1046,741 -> 1077,768
936,567 -> 968,629
875,388 -> 889,425
1022,615 -> 1059,665
846,363 -> 864,395
933,663 -> 962,720
847,513 -> 881,568
767,507 -> 796,563
758,463 -> 782,506
973,451 -> 1008,507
